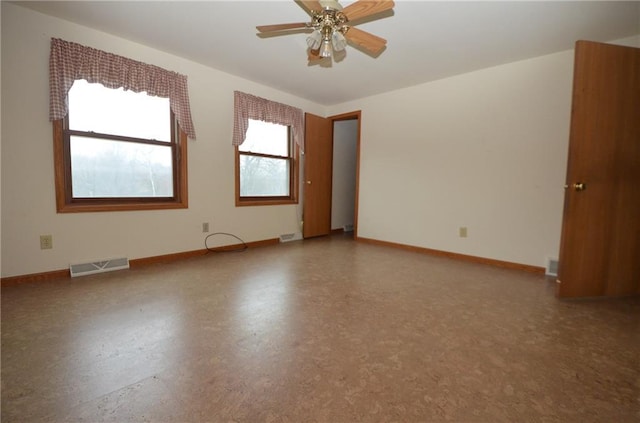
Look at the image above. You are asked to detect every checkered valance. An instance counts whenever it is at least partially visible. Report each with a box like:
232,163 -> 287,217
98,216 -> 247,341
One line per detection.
49,38 -> 196,139
233,91 -> 304,153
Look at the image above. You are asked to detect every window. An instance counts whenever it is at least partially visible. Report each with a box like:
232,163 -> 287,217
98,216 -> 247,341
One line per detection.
235,119 -> 298,206
49,38 -> 195,213
53,80 -> 188,212
232,91 -> 304,206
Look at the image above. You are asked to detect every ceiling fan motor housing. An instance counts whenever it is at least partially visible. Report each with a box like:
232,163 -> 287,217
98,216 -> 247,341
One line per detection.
311,8 -> 349,36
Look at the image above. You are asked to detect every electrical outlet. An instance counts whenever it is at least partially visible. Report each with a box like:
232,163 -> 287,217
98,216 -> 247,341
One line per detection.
459,227 -> 468,238
202,222 -> 209,233
40,235 -> 53,250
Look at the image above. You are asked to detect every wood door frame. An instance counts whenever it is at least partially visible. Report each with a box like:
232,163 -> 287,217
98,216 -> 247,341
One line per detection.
328,110 -> 361,239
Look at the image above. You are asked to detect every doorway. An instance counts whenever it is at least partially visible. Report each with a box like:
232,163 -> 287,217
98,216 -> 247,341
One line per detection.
331,115 -> 359,237
302,111 -> 361,239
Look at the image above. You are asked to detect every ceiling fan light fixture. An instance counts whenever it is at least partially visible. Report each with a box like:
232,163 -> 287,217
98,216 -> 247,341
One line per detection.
331,30 -> 347,52
306,30 -> 322,50
319,38 -> 332,58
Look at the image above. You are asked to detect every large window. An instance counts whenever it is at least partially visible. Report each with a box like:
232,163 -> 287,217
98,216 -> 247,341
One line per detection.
235,119 -> 298,206
53,80 -> 188,212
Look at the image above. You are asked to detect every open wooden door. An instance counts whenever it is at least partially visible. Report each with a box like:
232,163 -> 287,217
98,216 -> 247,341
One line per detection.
303,113 -> 333,238
557,41 -> 640,298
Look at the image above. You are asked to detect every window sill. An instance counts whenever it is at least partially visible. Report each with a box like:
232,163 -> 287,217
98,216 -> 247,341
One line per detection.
236,198 -> 298,207
56,200 -> 188,213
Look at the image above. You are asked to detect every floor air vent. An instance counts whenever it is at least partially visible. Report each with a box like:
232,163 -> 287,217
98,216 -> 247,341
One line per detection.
279,233 -> 303,243
546,257 -> 559,277
70,257 -> 129,277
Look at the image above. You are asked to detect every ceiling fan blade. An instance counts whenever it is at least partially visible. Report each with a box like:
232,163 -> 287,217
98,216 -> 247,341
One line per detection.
298,0 -> 323,13
256,22 -> 309,33
342,0 -> 394,22
344,26 -> 387,55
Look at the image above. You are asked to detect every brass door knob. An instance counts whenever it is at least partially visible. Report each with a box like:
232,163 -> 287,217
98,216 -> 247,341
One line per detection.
306,180 -> 312,185
564,182 -> 587,191
573,182 -> 586,191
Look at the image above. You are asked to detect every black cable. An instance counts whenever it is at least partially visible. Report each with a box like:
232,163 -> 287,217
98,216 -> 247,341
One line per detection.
204,232 -> 248,253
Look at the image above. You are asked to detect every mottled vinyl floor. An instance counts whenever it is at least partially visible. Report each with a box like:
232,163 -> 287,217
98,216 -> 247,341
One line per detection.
2,235 -> 639,422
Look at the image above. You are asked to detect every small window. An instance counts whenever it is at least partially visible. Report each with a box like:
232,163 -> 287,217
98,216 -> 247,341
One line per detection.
236,119 -> 298,206
53,80 -> 188,212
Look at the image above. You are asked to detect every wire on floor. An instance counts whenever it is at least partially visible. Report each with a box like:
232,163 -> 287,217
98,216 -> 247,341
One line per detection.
204,232 -> 248,253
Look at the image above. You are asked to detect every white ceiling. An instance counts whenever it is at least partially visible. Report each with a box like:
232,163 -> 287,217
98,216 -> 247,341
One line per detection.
14,1 -> 640,105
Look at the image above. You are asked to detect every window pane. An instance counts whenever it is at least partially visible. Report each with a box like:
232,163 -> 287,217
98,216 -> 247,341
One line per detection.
68,80 -> 171,142
240,120 -> 289,156
239,155 -> 289,197
70,136 -> 173,198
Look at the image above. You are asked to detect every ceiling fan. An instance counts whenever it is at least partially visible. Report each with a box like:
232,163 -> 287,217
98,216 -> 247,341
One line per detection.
256,0 -> 395,61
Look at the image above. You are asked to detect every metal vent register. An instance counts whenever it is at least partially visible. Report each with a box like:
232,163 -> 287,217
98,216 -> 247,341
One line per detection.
546,258 -> 559,277
70,257 -> 129,277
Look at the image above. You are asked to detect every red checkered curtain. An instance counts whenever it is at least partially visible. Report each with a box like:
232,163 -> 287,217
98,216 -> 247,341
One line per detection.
49,38 -> 196,139
233,91 -> 304,153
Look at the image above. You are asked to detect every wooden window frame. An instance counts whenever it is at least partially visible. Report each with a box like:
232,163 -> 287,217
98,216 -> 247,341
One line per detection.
235,125 -> 299,207
53,113 -> 188,213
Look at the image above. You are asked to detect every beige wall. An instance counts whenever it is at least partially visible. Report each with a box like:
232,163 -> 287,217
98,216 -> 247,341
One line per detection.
0,3 -> 325,277
328,36 -> 638,268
